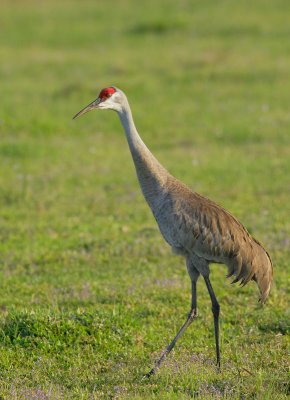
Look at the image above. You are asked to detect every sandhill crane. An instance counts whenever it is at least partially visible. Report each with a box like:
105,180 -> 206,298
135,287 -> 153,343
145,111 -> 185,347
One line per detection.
73,86 -> 273,377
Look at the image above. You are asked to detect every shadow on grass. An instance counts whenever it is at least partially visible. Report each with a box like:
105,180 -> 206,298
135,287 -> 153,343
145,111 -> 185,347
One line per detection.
258,319 -> 289,335
0,311 -> 96,349
128,20 -> 186,35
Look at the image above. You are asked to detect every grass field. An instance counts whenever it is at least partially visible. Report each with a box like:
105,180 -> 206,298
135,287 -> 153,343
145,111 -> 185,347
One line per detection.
0,0 -> 289,398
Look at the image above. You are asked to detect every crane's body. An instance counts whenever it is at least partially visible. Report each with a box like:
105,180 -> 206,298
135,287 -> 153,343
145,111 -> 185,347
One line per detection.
73,86 -> 273,376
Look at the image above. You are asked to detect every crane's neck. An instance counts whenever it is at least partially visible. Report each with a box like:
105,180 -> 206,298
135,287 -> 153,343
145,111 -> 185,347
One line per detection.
118,100 -> 169,208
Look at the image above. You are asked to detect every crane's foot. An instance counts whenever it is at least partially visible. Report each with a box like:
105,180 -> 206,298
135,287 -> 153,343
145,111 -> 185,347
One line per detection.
142,368 -> 155,380
216,360 -> 221,373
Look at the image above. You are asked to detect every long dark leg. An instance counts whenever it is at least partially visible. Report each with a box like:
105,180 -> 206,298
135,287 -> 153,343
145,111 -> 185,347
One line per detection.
145,279 -> 198,378
204,275 -> 220,369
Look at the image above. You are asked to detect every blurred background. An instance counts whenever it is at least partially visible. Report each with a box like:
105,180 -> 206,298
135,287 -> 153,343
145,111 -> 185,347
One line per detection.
0,0 -> 289,398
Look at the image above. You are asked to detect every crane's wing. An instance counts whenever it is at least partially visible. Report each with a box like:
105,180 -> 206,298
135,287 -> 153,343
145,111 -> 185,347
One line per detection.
157,180 -> 272,302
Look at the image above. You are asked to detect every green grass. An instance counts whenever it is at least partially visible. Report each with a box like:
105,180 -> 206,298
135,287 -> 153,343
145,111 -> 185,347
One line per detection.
0,0 -> 289,398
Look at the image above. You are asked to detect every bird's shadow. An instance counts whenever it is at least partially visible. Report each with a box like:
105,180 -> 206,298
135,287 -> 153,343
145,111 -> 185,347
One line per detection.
258,319 -> 289,335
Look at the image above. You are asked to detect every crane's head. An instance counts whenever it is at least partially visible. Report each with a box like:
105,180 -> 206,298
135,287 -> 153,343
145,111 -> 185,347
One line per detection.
73,86 -> 124,119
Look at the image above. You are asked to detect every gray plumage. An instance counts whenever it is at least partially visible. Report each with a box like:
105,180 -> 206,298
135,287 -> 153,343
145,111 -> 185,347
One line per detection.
73,86 -> 273,375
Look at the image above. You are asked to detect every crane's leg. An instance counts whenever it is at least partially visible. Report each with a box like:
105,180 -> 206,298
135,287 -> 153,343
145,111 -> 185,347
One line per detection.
145,269 -> 199,378
204,275 -> 220,369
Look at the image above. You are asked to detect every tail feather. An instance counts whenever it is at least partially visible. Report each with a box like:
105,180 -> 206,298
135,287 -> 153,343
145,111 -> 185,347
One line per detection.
252,241 -> 273,303
239,269 -> 255,287
253,258 -> 273,303
227,239 -> 273,303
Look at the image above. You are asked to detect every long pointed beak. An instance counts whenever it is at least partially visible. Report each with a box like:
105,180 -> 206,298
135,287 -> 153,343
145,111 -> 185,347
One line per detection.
73,98 -> 101,120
